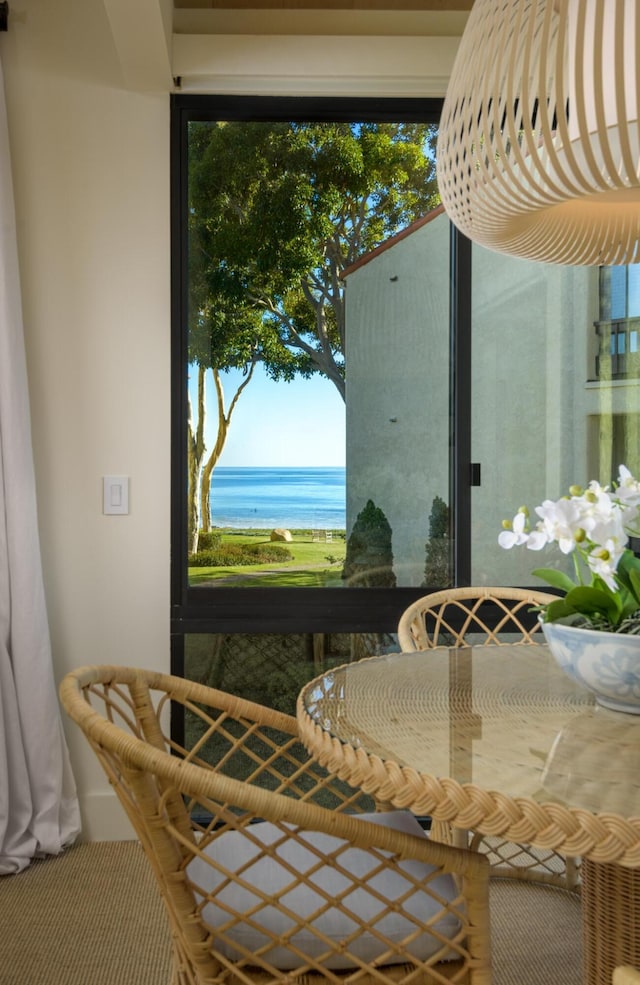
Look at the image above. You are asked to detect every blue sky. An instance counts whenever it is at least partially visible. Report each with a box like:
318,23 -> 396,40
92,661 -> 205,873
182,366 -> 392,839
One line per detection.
189,363 -> 346,468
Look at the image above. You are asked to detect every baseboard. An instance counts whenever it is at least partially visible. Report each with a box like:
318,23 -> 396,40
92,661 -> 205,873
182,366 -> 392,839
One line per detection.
77,792 -> 136,842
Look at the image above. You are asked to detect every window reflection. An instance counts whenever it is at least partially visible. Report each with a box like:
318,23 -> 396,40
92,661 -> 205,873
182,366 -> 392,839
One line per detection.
474,256 -> 640,586
597,265 -> 640,380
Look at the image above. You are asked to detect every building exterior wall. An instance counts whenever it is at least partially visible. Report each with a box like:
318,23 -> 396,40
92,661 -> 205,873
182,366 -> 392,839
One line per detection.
345,213 -> 450,587
345,212 -> 601,589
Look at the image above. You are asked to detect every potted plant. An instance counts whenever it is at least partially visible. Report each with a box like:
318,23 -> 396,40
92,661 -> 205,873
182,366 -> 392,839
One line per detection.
498,465 -> 640,713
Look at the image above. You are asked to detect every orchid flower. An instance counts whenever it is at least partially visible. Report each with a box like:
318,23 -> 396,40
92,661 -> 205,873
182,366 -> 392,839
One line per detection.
587,539 -> 625,592
533,497 -> 582,554
498,509 -> 530,549
616,465 -> 640,506
497,465 -> 640,631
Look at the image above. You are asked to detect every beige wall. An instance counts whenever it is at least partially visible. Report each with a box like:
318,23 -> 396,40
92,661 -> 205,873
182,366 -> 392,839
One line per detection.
1,0 -> 170,839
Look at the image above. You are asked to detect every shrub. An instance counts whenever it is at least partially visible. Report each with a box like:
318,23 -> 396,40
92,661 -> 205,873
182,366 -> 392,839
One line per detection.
249,543 -> 294,562
189,542 -> 293,567
342,499 -> 396,587
197,530 -> 222,552
423,495 -> 452,587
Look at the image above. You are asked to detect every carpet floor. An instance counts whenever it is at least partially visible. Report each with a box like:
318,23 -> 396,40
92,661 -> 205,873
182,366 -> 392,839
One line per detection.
0,840 -> 582,984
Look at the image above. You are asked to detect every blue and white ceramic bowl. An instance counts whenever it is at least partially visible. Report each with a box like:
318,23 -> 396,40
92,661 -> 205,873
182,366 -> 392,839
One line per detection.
541,619 -> 640,714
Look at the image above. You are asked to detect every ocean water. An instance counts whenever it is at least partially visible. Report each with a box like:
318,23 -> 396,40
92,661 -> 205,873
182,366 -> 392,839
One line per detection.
209,466 -> 346,529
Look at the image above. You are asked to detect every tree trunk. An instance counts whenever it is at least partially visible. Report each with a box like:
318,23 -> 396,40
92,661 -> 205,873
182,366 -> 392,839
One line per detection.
187,365 -> 207,554
200,370 -> 229,533
199,360 -> 258,533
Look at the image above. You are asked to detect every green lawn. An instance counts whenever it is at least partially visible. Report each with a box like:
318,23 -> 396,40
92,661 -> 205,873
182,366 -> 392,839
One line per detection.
188,528 -> 346,587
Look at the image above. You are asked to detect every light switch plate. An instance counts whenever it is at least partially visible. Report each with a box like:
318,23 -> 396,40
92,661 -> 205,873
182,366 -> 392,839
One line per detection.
103,476 -> 129,515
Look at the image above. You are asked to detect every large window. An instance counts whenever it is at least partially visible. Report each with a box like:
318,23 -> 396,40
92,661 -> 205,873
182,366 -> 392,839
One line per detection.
171,95 -> 456,646
172,96 -> 640,666
172,95 -> 640,706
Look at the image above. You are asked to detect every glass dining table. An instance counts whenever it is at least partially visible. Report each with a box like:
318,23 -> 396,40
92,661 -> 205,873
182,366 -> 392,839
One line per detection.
296,643 -> 640,985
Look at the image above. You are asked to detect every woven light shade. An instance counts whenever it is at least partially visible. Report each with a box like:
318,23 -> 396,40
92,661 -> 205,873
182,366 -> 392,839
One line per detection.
436,0 -> 640,266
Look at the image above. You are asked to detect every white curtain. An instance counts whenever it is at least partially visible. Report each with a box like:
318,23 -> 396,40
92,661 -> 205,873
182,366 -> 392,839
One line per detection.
0,55 -> 80,873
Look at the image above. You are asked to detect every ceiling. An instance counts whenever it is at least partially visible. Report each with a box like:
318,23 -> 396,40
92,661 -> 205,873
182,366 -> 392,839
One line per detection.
101,0 -> 471,92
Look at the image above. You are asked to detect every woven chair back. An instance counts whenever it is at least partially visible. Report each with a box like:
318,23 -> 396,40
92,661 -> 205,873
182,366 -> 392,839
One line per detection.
397,587 -> 558,652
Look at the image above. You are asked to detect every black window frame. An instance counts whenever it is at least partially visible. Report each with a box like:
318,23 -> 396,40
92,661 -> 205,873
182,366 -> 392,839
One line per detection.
170,93 -> 473,642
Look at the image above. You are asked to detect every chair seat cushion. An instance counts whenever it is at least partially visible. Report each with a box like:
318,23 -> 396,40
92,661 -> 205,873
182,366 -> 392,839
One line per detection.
186,810 -> 461,970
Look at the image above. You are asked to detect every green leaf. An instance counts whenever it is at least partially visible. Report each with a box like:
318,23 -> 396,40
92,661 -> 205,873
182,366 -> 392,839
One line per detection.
629,568 -> 640,608
543,598 -> 578,623
563,585 -> 621,623
617,548 -> 640,575
531,567 -> 576,594
542,592 -> 622,628
616,550 -> 640,606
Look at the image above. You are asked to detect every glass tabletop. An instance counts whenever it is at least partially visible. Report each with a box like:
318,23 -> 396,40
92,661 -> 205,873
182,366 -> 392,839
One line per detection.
300,644 -> 640,819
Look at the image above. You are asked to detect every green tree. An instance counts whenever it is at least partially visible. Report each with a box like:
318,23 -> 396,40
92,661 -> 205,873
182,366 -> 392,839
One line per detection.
342,499 -> 396,588
187,121 -> 439,546
423,495 -> 452,588
187,162 -> 305,551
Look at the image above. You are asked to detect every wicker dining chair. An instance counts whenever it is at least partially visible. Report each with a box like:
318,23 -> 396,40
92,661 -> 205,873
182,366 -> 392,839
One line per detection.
396,587 -> 580,893
397,586 -> 557,651
614,969 -> 640,985
60,665 -> 493,985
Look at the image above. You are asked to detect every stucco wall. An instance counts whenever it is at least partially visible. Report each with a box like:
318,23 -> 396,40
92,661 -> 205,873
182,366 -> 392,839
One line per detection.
345,212 -> 450,587
345,213 -> 598,589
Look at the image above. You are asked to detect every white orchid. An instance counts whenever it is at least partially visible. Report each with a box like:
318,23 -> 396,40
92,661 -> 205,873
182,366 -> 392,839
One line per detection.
615,465 -> 640,506
524,527 -> 549,551
533,497 -> 583,554
498,509 -> 530,549
576,483 -> 616,530
587,539 -> 625,592
498,465 -> 640,631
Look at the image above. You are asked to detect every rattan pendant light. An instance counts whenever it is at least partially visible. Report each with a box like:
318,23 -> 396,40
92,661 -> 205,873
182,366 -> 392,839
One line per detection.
436,0 -> 640,265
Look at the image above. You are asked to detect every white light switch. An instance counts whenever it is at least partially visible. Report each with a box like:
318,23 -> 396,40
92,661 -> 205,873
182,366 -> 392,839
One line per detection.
103,476 -> 129,515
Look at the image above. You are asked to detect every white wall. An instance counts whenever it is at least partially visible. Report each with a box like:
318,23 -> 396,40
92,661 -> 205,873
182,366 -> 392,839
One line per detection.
345,213 -> 451,586
345,213 -> 598,590
1,0 -> 170,839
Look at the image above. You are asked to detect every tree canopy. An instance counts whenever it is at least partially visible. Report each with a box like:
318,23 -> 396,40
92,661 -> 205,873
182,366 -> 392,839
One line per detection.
188,120 -> 440,399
